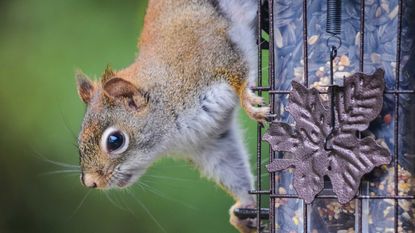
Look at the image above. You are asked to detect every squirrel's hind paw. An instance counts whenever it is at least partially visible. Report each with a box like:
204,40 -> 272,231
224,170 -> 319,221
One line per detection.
240,87 -> 270,123
229,202 -> 258,233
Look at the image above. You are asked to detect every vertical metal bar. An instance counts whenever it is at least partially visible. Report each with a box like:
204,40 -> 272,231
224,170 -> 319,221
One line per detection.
256,121 -> 263,233
394,0 -> 403,232
357,0 -> 365,232
268,0 -> 276,232
357,194 -> 363,233
256,0 -> 263,231
303,0 -> 309,232
359,0 -> 365,73
303,203 -> 308,233
303,0 -> 309,88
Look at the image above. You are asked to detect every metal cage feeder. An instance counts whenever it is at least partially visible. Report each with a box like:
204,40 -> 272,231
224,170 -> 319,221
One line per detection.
235,0 -> 415,232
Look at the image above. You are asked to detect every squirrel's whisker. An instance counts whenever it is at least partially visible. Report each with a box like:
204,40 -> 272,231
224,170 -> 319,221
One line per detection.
144,174 -> 195,182
128,191 -> 167,233
103,191 -> 130,212
68,190 -> 92,220
136,181 -> 197,210
38,169 -> 80,177
32,150 -> 80,169
43,158 -> 80,169
59,107 -> 78,142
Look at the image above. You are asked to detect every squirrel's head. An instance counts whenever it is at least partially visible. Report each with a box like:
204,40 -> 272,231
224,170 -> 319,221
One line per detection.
75,68 -> 160,189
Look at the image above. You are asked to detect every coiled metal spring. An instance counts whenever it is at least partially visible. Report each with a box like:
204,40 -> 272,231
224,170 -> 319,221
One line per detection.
326,0 -> 342,35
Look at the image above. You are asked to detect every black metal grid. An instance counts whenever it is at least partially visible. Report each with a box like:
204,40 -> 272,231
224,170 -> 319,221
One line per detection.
249,0 -> 415,232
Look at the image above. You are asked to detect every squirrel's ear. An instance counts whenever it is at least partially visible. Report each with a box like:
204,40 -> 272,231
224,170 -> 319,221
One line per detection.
76,70 -> 94,104
103,78 -> 149,110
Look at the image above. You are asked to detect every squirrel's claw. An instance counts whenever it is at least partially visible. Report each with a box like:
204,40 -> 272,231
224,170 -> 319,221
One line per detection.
240,87 -> 270,124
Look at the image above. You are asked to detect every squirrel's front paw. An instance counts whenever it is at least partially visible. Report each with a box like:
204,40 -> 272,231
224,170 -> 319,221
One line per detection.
229,202 -> 257,233
240,86 -> 270,124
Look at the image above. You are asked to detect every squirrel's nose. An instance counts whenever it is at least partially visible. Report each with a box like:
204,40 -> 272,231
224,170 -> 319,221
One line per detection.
80,172 -> 97,188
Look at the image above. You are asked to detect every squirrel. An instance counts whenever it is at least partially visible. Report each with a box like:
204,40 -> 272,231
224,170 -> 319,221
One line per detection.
75,0 -> 268,232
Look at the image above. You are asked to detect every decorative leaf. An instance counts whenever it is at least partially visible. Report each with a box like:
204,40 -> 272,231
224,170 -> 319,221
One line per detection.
265,68 -> 391,204
287,81 -> 331,144
290,150 -> 329,203
266,158 -> 297,171
329,134 -> 391,203
337,68 -> 385,132
263,122 -> 300,153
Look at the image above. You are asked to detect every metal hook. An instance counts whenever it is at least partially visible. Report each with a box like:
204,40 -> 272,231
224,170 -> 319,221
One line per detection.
324,45 -> 338,151
326,35 -> 342,51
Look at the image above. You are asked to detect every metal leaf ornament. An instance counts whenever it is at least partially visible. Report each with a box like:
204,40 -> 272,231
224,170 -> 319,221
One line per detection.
264,68 -> 391,204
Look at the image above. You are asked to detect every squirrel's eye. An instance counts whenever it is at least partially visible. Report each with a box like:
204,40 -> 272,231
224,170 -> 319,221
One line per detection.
101,127 -> 129,155
107,132 -> 124,152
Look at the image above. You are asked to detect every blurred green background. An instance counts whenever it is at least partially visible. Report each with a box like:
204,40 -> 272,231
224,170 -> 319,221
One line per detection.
0,1 -> 267,232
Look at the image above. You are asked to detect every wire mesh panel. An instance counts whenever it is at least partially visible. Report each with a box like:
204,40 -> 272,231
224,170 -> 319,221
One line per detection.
251,0 -> 415,232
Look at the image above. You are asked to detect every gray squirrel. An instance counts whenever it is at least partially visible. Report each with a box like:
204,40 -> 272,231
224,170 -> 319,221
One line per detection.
75,0 -> 268,232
